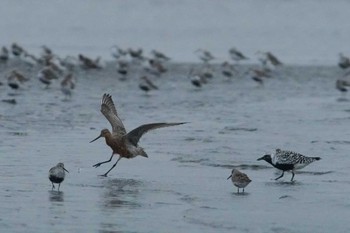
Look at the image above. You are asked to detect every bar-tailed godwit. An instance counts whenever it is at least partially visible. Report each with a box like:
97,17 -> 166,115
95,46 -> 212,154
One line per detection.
257,149 -> 321,181
90,93 -> 186,177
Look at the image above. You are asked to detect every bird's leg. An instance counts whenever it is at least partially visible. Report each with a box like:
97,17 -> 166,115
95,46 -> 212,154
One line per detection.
101,156 -> 122,177
243,188 -> 245,193
58,183 -> 61,191
52,183 -> 55,190
237,188 -> 239,193
275,171 -> 284,180
93,152 -> 114,168
291,171 -> 295,182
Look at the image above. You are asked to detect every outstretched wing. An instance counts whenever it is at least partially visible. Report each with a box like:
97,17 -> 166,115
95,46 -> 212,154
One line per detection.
125,122 -> 187,146
100,93 -> 126,135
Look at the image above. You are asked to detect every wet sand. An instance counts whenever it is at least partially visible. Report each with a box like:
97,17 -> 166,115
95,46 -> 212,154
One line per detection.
0,61 -> 349,232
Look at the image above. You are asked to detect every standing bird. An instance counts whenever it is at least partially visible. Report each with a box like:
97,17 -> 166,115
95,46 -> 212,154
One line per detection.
257,149 -> 321,181
0,46 -> 9,64
336,79 -> 350,93
221,62 -> 237,79
227,169 -> 251,193
338,53 -> 350,69
7,70 -> 29,89
195,49 -> 215,63
11,43 -> 25,57
229,47 -> 248,62
61,73 -> 75,100
266,52 -> 283,66
90,93 -> 186,177
37,66 -> 60,88
48,163 -> 69,191
151,49 -> 170,61
139,76 -> 158,93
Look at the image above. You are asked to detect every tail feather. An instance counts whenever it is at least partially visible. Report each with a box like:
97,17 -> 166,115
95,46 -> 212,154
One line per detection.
313,157 -> 321,161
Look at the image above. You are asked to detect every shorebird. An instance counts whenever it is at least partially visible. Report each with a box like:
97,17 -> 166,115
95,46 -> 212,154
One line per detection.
40,45 -> 54,61
195,49 -> 215,63
338,53 -> 350,69
78,54 -> 102,69
11,43 -> 25,57
266,52 -> 282,66
111,45 -> 127,60
139,76 -> 158,93
90,93 -> 186,177
227,169 -> 251,193
248,68 -> 271,86
48,163 -> 69,191
116,60 -> 129,80
0,46 -> 9,63
188,67 -> 207,88
336,79 -> 350,93
7,70 -> 29,89
221,62 -> 237,79
128,48 -> 144,63
37,66 -> 60,88
151,49 -> 170,61
61,73 -> 75,99
257,149 -> 321,181
229,47 -> 248,62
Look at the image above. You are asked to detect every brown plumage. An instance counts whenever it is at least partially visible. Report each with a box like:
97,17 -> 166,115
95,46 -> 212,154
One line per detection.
90,93 -> 186,176
227,169 -> 252,193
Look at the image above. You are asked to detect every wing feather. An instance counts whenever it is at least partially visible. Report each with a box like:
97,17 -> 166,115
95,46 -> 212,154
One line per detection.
125,122 -> 186,146
100,93 -> 126,135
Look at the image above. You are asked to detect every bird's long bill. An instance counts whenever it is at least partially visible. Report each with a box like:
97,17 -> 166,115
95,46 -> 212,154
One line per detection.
63,167 -> 69,173
90,135 -> 102,143
257,156 -> 264,161
227,175 -> 232,180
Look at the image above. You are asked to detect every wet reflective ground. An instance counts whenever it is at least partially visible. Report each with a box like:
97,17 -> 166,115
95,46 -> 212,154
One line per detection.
1,62 -> 349,232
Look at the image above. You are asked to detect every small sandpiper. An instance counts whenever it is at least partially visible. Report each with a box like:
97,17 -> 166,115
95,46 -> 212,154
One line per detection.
49,163 -> 69,191
257,149 -> 321,181
227,169 -> 251,193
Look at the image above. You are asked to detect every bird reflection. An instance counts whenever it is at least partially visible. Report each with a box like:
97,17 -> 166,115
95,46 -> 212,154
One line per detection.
100,178 -> 142,209
48,190 -> 64,202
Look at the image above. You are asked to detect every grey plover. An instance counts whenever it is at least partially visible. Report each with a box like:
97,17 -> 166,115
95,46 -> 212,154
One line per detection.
227,169 -> 251,193
49,163 -> 69,191
90,93 -> 186,177
257,149 -> 321,181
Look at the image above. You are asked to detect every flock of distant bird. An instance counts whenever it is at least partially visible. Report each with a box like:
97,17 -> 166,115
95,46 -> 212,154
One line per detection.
1,42 -> 350,105
0,42 -> 287,105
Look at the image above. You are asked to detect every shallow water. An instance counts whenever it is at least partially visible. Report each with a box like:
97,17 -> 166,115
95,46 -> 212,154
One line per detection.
1,61 -> 350,233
